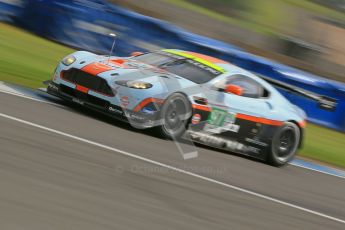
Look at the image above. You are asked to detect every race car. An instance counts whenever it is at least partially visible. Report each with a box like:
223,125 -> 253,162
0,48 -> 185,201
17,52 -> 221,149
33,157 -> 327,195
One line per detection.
45,49 -> 311,166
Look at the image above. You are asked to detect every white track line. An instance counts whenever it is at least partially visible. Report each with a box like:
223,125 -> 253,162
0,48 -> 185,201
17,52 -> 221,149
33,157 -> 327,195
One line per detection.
0,88 -> 64,107
290,161 -> 345,180
0,112 -> 344,225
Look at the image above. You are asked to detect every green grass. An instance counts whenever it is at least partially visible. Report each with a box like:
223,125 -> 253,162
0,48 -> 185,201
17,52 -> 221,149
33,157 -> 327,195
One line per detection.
162,0 -> 278,35
164,0 -> 345,36
1,22 -> 345,168
283,0 -> 345,22
300,123 -> 345,169
0,23 -> 74,88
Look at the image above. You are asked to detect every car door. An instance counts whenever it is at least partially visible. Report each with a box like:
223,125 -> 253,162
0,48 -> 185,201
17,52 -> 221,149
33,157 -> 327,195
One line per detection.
205,74 -> 272,144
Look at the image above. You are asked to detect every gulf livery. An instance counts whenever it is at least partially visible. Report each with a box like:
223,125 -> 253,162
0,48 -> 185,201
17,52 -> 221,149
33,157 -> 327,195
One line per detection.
44,49 -> 317,166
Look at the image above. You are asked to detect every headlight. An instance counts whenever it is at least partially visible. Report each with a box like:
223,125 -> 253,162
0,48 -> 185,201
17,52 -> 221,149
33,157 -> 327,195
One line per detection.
115,80 -> 152,89
127,81 -> 152,89
62,55 -> 76,66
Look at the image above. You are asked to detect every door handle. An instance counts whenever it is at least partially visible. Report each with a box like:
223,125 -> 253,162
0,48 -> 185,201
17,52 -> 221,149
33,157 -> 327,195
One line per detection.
265,101 -> 274,110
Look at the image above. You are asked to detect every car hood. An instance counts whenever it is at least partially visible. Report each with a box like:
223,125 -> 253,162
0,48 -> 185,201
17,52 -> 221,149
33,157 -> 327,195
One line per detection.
79,56 -> 198,90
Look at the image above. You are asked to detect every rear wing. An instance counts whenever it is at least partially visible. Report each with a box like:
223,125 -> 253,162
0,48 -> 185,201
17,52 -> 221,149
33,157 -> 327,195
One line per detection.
260,76 -> 337,111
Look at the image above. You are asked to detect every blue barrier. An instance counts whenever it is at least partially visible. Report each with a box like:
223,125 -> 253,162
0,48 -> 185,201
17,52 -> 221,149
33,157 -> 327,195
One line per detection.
0,0 -> 25,23
1,0 -> 345,131
13,0 -> 242,55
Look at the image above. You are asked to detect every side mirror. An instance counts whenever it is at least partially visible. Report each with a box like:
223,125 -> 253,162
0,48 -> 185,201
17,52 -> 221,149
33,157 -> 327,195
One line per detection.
225,84 -> 243,96
130,51 -> 143,57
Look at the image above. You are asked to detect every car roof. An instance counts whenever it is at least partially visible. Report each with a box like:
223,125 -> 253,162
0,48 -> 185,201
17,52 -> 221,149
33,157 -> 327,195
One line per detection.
162,49 -> 234,74
161,49 -> 276,90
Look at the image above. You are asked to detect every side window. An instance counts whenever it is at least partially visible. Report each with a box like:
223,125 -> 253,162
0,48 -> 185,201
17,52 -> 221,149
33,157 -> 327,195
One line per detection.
214,74 -> 269,98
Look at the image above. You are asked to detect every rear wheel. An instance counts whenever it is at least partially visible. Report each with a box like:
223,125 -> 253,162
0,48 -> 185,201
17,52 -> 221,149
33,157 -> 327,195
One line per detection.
268,122 -> 300,166
154,93 -> 191,139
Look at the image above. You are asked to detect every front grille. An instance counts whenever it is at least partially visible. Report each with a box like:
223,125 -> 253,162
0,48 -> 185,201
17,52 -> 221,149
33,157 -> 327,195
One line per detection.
61,68 -> 114,96
60,84 -> 110,108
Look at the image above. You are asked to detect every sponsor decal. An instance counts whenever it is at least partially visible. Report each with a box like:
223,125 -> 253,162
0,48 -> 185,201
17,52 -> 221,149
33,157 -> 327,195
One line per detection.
188,131 -> 243,151
48,83 -> 58,92
120,96 -> 130,107
108,106 -> 123,115
223,115 -> 240,132
226,141 -> 244,151
187,131 -> 261,155
205,108 -> 238,133
245,138 -> 268,147
72,98 -> 84,105
224,123 -> 240,133
191,114 -> 201,124
124,111 -> 146,121
204,123 -> 240,134
207,108 -> 236,126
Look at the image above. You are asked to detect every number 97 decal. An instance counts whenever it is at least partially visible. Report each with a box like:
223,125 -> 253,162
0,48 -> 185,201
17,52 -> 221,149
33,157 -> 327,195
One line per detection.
206,108 -> 239,133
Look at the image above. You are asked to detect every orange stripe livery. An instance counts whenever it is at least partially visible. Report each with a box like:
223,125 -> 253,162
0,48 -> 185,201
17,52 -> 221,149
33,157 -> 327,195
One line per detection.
191,104 -> 283,126
133,98 -> 165,112
236,114 -> 283,126
76,85 -> 89,94
192,104 -> 211,112
298,120 -> 307,128
185,51 -> 228,64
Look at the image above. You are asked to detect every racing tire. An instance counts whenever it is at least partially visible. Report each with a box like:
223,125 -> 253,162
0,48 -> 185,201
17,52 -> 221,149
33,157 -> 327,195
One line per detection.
154,93 -> 192,139
268,122 -> 300,167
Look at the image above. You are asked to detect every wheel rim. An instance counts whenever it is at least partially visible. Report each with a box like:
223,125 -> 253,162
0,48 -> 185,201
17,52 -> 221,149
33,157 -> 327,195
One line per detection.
277,128 -> 296,159
163,98 -> 188,135
279,130 -> 294,152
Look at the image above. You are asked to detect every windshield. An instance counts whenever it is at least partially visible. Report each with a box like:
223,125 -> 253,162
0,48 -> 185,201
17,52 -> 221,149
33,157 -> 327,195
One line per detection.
131,52 -> 222,84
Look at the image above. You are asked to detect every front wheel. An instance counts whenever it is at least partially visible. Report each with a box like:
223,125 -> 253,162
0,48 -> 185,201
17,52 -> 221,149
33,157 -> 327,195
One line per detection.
154,93 -> 192,139
267,122 -> 300,167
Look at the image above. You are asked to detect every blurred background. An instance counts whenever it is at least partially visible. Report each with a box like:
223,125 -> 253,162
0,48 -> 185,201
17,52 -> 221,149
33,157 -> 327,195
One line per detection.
112,0 -> 345,82
0,0 -> 344,168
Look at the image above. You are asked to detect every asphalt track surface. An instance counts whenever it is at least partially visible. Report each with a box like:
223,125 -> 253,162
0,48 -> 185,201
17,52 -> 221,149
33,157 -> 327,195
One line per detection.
1,90 -> 345,229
